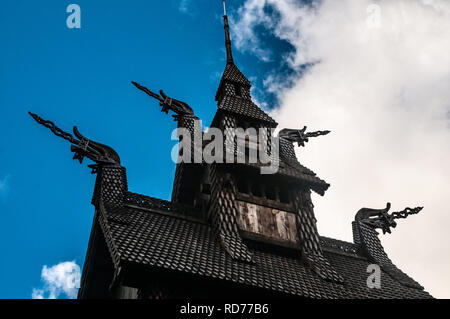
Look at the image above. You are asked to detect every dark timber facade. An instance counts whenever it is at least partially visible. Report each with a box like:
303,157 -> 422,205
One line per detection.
30,4 -> 432,299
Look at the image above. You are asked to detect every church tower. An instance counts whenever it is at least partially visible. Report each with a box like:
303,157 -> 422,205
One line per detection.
145,1 -> 342,281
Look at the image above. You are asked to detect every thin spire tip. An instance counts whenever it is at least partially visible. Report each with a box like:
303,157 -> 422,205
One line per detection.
222,0 -> 227,16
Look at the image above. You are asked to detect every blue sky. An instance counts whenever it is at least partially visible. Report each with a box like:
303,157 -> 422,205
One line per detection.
0,0 -> 290,298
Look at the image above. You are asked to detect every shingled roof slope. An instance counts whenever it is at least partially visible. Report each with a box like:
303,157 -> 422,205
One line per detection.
218,95 -> 277,125
221,63 -> 251,86
100,192 -> 432,299
245,160 -> 329,195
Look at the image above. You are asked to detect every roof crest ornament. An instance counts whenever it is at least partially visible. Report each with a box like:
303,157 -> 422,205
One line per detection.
28,112 -> 121,173
279,126 -> 331,147
355,202 -> 424,234
131,81 -> 195,119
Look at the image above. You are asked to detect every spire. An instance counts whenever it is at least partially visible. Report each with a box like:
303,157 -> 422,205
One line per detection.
222,0 -> 234,64
215,0 -> 277,129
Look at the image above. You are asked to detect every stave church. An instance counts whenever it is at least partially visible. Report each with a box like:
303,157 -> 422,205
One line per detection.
30,1 -> 432,299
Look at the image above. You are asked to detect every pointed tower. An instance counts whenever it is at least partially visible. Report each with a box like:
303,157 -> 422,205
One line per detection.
190,1 -> 343,281
213,1 -> 277,128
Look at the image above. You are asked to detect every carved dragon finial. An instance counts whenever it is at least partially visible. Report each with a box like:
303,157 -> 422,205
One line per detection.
131,81 -> 195,119
355,202 -> 424,234
28,112 -> 120,173
279,126 -> 330,147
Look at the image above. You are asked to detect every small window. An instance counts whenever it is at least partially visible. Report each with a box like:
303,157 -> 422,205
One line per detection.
234,84 -> 241,97
279,188 -> 290,204
237,120 -> 250,130
266,186 -> 277,201
202,183 -> 211,195
237,179 -> 248,194
251,183 -> 262,197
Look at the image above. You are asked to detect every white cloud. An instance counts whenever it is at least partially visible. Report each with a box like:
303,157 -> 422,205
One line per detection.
32,261 -> 81,299
232,0 -> 274,61
234,0 -> 450,298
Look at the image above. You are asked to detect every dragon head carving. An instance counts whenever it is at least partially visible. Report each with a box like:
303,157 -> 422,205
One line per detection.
131,81 -> 195,118
29,112 -> 120,173
279,126 -> 330,147
355,202 -> 423,234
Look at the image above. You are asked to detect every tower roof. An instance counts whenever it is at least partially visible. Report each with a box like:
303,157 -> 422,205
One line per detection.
219,5 -> 250,86
220,63 -> 251,87
218,95 -> 276,123
80,189 -> 432,299
214,3 -> 276,126
215,10 -> 252,98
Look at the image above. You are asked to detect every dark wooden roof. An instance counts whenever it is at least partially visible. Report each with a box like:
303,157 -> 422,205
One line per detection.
95,191 -> 432,299
218,95 -> 277,125
214,16 -> 277,127
221,63 -> 251,86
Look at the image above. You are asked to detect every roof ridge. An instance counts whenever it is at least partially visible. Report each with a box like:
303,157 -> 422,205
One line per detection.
124,191 -> 206,225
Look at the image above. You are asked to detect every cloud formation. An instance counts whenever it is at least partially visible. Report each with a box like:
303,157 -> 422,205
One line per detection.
232,1 -> 274,62
32,261 -> 81,299
233,0 -> 450,298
